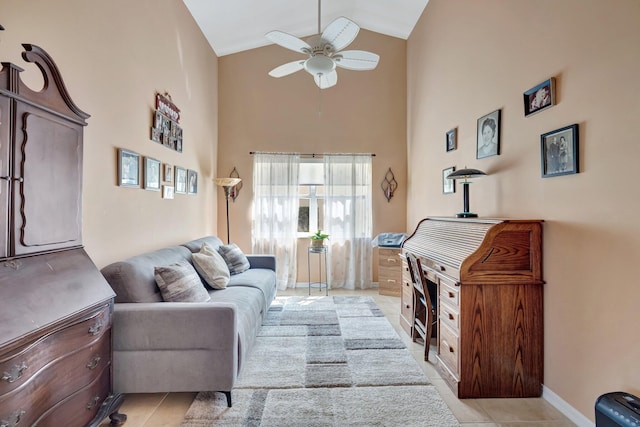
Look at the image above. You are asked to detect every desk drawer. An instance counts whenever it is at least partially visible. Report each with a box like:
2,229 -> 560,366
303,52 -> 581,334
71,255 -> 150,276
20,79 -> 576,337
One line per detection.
439,322 -> 459,376
439,300 -> 460,331
439,278 -> 460,308
378,248 -> 401,267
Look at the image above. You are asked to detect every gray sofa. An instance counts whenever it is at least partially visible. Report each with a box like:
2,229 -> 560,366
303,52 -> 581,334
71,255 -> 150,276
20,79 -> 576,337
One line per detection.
100,236 -> 277,406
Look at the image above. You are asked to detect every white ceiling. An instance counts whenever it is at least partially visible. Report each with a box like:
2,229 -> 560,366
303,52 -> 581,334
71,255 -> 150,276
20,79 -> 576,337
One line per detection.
182,0 -> 429,57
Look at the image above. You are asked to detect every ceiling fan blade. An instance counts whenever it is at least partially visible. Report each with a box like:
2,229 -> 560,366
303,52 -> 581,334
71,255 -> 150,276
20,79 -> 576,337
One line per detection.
265,30 -> 311,54
334,50 -> 380,71
320,17 -> 359,52
269,60 -> 305,78
314,70 -> 337,89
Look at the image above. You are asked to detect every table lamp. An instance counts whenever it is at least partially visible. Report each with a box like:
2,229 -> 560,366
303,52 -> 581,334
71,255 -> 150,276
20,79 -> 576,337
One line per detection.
446,168 -> 486,218
214,177 -> 242,243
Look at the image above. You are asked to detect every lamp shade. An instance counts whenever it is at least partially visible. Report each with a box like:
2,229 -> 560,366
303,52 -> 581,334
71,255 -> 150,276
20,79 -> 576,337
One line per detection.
446,168 -> 486,180
214,177 -> 241,187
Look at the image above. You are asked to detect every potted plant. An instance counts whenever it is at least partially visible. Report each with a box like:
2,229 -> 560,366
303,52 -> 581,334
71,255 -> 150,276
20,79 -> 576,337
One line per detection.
309,230 -> 329,249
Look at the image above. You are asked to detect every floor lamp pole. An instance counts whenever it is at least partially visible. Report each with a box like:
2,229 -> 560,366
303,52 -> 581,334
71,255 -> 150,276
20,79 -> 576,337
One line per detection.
214,177 -> 242,245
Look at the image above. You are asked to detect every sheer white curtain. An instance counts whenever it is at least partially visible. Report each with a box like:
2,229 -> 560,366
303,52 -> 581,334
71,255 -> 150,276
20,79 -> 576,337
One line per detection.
323,154 -> 373,289
252,153 -> 300,290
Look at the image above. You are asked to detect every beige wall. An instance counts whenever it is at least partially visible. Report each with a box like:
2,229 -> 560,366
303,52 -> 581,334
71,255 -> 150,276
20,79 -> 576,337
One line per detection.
217,29 -> 407,282
0,0 -> 219,268
407,0 -> 640,422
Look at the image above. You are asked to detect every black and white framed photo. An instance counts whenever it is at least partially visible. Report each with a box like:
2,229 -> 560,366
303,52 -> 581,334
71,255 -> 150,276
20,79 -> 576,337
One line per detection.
175,166 -> 187,194
118,148 -> 140,188
477,109 -> 501,159
144,156 -> 161,191
524,78 -> 555,117
162,185 -> 175,199
446,128 -> 457,152
163,163 -> 173,183
187,169 -> 198,195
541,124 -> 578,178
443,166 -> 456,194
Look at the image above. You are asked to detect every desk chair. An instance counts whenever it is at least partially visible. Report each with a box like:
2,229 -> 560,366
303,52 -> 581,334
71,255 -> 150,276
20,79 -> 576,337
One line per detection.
406,252 -> 436,361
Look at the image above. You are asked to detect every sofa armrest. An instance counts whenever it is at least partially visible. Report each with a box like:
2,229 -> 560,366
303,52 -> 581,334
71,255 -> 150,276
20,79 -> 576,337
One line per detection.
113,302 -> 238,351
246,254 -> 276,272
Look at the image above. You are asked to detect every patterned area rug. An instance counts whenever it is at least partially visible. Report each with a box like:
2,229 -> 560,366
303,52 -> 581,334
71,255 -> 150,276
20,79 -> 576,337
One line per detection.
181,296 -> 459,426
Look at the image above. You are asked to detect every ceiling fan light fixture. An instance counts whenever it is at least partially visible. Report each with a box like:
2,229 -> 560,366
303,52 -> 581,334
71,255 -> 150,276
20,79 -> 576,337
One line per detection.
304,55 -> 335,76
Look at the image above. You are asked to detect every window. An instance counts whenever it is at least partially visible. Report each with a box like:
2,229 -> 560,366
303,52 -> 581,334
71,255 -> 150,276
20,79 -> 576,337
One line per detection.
297,160 -> 324,236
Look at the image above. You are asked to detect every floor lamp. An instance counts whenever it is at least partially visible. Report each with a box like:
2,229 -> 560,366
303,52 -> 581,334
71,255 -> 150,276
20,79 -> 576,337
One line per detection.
214,177 -> 242,244
446,168 -> 486,218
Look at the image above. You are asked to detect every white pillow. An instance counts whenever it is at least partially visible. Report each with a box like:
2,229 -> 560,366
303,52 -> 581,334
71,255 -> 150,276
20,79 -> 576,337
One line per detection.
192,242 -> 230,289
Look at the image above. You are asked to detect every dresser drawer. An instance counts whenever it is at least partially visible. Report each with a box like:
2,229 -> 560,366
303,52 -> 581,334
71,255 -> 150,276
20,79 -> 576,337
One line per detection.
35,364 -> 111,427
0,330 -> 111,426
439,299 -> 460,331
378,248 -> 401,267
0,304 -> 111,395
439,322 -> 460,376
439,278 -> 460,308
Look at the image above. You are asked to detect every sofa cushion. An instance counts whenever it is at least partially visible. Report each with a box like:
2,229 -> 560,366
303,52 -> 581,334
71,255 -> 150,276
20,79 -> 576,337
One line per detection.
193,243 -> 230,289
218,243 -> 251,275
154,260 -> 211,302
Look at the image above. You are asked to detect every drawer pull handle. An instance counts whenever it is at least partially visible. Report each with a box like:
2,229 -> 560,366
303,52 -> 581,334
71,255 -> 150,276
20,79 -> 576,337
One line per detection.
2,363 -> 27,383
386,258 -> 397,263
442,340 -> 455,353
86,356 -> 101,370
448,292 -> 455,299
386,279 -> 396,283
86,396 -> 100,410
1,409 -> 26,427
405,305 -> 410,309
444,311 -> 454,320
88,320 -> 102,336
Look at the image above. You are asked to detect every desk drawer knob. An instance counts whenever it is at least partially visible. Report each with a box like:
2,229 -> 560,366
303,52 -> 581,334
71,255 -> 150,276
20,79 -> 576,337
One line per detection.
2,363 -> 27,383
88,320 -> 102,336
442,340 -> 455,353
86,396 -> 100,410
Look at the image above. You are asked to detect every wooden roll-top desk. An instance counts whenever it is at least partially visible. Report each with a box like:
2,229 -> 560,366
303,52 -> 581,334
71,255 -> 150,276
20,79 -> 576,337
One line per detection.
401,217 -> 544,398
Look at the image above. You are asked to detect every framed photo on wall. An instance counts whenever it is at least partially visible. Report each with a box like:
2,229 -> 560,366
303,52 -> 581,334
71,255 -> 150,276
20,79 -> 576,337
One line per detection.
144,157 -> 161,191
118,148 -> 140,188
540,124 -> 578,178
477,109 -> 501,159
175,166 -> 187,194
443,166 -> 456,194
163,163 -> 173,183
446,128 -> 457,152
187,169 -> 198,195
524,78 -> 555,117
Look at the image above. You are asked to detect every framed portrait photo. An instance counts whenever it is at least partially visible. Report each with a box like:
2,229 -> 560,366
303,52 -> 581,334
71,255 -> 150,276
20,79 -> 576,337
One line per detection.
118,148 -> 140,188
162,185 -> 175,199
187,169 -> 198,195
143,157 -> 161,191
540,124 -> 578,178
477,109 -> 501,159
446,128 -> 457,152
163,163 -> 173,183
443,166 -> 456,194
524,77 -> 555,117
175,166 -> 187,194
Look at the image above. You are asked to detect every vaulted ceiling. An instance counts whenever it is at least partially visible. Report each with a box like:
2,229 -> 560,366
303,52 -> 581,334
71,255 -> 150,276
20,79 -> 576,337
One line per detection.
182,0 -> 429,57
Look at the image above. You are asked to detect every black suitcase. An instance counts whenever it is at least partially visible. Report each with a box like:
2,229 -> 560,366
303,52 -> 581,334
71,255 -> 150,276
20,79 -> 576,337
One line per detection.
596,392 -> 640,427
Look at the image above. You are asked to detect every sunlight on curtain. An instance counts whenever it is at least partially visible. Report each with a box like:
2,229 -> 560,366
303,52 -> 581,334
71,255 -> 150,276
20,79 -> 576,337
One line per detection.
323,154 -> 373,289
252,153 -> 300,290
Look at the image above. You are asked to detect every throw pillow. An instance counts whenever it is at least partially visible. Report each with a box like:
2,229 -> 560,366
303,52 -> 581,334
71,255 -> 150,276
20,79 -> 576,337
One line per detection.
154,260 -> 211,302
218,243 -> 251,275
192,242 -> 230,289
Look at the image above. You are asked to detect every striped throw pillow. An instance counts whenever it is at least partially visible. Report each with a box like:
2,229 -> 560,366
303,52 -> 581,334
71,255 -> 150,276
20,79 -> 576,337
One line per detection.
218,243 -> 250,275
154,260 -> 211,302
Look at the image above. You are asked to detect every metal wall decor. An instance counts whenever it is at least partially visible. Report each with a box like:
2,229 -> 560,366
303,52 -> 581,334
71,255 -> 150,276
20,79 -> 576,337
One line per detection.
229,167 -> 242,201
150,92 -> 183,152
381,168 -> 398,202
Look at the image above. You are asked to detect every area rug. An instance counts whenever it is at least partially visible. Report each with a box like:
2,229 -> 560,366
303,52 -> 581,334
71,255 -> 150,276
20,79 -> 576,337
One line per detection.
181,295 -> 459,426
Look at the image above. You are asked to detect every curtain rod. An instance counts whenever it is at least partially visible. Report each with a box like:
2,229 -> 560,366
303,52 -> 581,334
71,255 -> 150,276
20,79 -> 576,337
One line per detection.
249,151 -> 375,157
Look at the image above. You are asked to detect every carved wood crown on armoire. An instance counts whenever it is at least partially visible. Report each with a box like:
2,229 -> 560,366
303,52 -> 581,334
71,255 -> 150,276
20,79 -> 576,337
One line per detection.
0,45 -> 125,426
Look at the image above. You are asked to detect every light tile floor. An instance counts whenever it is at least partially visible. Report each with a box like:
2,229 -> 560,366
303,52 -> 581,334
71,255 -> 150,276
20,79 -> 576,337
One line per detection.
101,288 -> 576,427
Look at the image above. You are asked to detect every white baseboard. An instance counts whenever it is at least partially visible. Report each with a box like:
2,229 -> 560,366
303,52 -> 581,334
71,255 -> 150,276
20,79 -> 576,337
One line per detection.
543,385 -> 594,427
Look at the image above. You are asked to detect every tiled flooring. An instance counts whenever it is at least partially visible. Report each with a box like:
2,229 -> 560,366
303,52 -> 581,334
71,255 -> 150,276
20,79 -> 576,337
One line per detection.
101,288 -> 576,427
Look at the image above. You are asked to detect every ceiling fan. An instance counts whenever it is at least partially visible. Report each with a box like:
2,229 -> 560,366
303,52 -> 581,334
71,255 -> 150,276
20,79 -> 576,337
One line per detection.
265,0 -> 380,89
